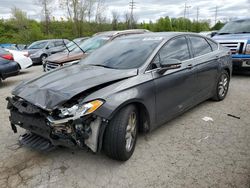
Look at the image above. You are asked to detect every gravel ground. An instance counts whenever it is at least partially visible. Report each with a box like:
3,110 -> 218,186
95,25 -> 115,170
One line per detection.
0,66 -> 249,188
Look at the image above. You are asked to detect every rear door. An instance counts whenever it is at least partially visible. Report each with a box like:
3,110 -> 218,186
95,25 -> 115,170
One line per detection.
188,36 -> 219,99
151,36 -> 198,126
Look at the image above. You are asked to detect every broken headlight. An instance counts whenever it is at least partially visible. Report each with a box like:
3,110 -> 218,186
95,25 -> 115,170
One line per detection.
59,100 -> 104,119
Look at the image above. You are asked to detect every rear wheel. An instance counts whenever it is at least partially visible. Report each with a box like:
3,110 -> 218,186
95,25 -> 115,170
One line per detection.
103,105 -> 138,161
212,70 -> 230,101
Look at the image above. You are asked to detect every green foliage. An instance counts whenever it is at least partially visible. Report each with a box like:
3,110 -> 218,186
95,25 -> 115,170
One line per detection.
212,21 -> 225,31
0,15 -> 217,44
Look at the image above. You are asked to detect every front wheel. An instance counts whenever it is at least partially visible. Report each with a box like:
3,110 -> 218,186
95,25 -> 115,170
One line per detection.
212,70 -> 230,101
103,105 -> 138,161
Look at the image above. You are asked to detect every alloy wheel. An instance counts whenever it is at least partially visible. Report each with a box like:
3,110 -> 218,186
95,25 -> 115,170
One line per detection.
218,74 -> 228,98
125,112 -> 137,152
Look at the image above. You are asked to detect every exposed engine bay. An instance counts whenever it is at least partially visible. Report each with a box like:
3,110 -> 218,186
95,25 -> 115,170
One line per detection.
6,96 -> 108,152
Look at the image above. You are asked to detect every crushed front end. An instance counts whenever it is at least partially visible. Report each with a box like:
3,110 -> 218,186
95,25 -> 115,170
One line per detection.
6,96 -> 107,152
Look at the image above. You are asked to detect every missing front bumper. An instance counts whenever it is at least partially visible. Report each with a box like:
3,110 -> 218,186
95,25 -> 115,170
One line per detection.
7,97 -> 107,153
19,132 -> 56,151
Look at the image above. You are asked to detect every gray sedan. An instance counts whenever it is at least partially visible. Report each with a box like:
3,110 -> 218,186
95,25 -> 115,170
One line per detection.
7,32 -> 232,161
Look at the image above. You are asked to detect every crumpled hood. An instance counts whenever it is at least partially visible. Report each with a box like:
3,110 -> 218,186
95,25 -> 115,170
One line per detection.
46,52 -> 85,64
12,64 -> 138,111
213,33 -> 250,41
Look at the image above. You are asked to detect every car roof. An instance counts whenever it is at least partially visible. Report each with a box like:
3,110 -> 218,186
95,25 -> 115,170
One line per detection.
32,39 -> 69,43
115,32 -> 205,40
230,18 -> 250,22
94,29 -> 150,37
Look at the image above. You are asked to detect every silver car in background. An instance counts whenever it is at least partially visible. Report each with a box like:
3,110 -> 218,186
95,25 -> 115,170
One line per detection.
25,39 -> 70,65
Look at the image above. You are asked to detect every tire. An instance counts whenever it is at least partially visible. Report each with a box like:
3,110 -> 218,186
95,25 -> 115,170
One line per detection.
212,70 -> 230,101
103,105 -> 138,161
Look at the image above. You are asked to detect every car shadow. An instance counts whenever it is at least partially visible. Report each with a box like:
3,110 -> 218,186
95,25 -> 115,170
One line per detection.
232,71 -> 250,76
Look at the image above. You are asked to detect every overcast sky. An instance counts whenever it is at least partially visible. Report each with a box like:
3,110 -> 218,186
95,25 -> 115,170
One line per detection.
0,0 -> 250,24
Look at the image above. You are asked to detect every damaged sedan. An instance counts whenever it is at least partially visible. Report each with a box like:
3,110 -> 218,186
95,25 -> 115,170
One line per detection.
7,33 -> 232,161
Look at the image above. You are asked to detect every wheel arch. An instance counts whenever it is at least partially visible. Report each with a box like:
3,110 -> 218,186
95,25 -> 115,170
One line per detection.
108,99 -> 151,133
224,67 -> 231,80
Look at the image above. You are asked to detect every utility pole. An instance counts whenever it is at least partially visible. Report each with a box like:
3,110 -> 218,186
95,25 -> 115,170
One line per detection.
184,3 -> 191,19
196,7 -> 199,22
196,7 -> 200,32
184,3 -> 187,18
129,0 -> 136,29
214,6 -> 218,25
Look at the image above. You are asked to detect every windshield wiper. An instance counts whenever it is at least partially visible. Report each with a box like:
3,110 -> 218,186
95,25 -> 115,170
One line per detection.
233,32 -> 250,34
217,32 -> 232,35
62,39 -> 70,54
72,40 -> 86,54
91,64 -> 114,69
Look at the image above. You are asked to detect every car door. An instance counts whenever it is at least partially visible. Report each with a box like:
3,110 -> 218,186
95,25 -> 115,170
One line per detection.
188,36 -> 219,99
151,36 -> 198,126
45,42 -> 56,55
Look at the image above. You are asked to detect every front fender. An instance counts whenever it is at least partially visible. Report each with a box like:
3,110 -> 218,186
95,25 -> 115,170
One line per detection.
91,75 -> 156,128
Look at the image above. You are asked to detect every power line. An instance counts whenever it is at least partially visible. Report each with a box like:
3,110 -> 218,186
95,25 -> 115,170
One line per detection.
184,3 -> 191,19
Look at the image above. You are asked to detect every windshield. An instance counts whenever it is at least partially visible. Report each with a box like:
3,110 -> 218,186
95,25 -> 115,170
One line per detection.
64,41 -> 77,52
218,20 -> 250,34
80,37 -> 161,69
73,35 -> 110,53
28,41 -> 47,49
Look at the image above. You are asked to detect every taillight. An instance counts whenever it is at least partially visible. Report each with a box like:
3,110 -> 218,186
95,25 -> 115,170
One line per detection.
1,54 -> 14,61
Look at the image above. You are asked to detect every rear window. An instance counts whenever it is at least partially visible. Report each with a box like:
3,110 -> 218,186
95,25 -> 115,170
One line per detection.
190,36 -> 212,57
54,41 -> 64,46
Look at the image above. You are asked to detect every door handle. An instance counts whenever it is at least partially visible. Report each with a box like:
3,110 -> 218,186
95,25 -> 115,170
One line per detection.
187,64 -> 193,69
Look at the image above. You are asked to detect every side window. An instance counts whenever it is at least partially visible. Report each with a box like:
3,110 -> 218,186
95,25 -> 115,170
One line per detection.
190,36 -> 212,57
159,37 -> 190,62
55,41 -> 64,46
47,42 -> 55,49
207,39 -> 218,51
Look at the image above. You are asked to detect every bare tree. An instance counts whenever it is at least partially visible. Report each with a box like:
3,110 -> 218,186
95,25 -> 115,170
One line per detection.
36,0 -> 53,35
11,7 -> 28,30
95,0 -> 106,23
123,12 -> 130,29
60,0 -> 89,36
111,11 -> 119,30
86,0 -> 95,22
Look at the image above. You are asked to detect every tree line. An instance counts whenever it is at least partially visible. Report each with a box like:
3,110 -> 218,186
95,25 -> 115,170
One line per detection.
0,1 -> 225,44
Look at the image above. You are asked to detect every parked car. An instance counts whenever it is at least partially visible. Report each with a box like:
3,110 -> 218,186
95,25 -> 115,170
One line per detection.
0,47 -> 20,83
213,18 -> 250,71
42,38 -> 88,71
0,44 -> 18,50
25,39 -> 70,65
199,31 -> 217,38
0,44 -> 27,50
73,37 -> 89,44
6,32 -> 232,161
6,49 -> 32,70
44,29 -> 150,71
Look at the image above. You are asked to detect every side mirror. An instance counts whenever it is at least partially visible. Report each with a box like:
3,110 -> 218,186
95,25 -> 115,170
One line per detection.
157,59 -> 181,74
211,31 -> 217,37
46,46 -> 49,50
